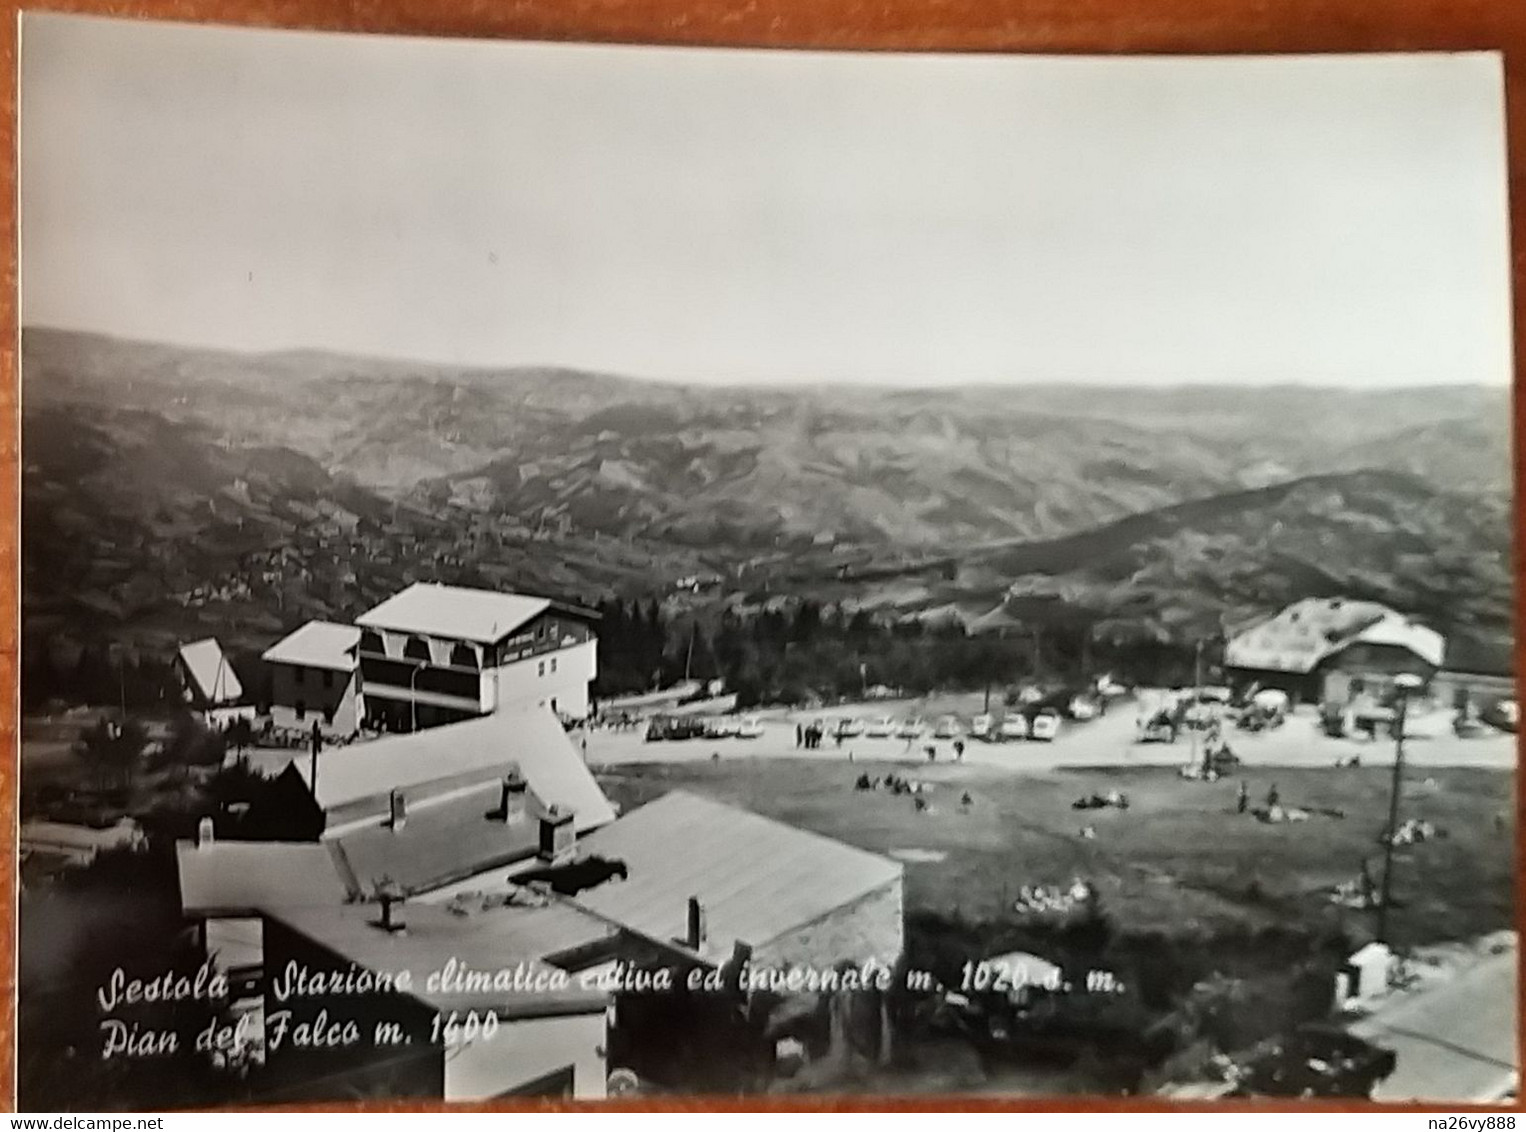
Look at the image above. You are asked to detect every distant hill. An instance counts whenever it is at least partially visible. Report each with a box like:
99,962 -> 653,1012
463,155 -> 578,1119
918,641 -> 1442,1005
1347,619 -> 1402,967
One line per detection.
21,403 -> 408,647
24,327 -> 1512,545
20,327 -> 1514,652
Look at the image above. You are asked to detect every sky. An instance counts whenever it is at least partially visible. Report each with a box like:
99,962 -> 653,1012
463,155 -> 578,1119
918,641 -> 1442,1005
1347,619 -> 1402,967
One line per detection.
19,14 -> 1514,387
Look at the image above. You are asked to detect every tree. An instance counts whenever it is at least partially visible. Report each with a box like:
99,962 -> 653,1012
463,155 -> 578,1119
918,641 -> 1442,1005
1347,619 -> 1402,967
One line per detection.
161,712 -> 228,781
21,635 -> 59,712
74,717 -> 149,793
226,716 -> 254,756
642,599 -> 667,688
71,644 -> 113,705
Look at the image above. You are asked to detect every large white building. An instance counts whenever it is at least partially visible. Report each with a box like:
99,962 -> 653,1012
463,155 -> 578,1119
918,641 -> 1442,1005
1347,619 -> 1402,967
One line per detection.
353,581 -> 599,733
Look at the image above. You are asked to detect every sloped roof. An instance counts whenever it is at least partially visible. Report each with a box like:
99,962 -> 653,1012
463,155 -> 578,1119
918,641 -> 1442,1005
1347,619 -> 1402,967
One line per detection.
300,707 -> 616,833
1347,617 -> 1445,668
177,638 -> 243,704
574,791 -> 902,965
175,840 -> 350,917
22,818 -> 142,854
265,898 -> 613,1017
328,780 -> 547,898
1223,599 -> 1441,675
261,620 -> 360,671
356,582 -> 549,644
966,603 -> 1026,636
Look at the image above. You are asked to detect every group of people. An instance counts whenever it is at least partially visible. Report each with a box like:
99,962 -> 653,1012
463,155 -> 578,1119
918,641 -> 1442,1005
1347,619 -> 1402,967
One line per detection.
855,771 -> 923,795
852,772 -> 976,815
914,739 -> 966,763
1071,789 -> 1130,811
1014,878 -> 1096,916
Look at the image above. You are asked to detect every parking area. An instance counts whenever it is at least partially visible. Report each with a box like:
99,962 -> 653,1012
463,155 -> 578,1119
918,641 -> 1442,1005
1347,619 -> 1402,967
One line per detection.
584,691 -> 1517,772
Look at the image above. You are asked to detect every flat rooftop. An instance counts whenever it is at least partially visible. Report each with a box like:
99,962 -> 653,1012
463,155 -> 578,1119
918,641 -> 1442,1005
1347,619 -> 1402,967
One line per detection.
356,582 -> 551,644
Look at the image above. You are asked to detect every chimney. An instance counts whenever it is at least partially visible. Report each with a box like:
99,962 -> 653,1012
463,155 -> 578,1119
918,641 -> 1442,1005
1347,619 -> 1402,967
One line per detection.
537,804 -> 575,866
687,896 -> 707,950
494,764 -> 528,824
388,789 -> 407,831
376,890 -> 406,933
197,816 -> 215,848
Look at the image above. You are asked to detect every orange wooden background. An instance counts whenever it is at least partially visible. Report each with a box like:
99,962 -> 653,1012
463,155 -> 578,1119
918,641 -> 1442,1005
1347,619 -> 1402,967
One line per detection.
2,0 -> 1522,1114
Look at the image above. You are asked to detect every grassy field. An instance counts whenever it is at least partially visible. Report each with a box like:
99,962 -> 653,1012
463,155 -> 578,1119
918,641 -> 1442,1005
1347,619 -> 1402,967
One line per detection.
597,757 -> 1515,951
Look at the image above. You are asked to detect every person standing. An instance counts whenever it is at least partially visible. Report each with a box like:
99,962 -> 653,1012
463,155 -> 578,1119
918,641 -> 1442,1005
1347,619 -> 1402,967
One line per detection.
1236,780 -> 1249,814
795,723 -> 803,749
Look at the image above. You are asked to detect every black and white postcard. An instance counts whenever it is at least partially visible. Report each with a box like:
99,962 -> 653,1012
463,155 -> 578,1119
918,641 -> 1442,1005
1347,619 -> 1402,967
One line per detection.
17,13 -> 1518,1110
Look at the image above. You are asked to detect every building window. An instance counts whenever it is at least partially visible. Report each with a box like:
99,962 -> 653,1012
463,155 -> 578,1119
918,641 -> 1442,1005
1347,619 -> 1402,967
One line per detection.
403,635 -> 431,662
550,657 -> 557,674
536,622 -> 546,640
548,619 -> 559,640
538,660 -> 546,677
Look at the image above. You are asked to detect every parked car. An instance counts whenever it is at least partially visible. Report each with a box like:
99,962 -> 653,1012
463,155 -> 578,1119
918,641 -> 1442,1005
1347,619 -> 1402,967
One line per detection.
703,717 -> 738,740
970,714 -> 993,740
1095,674 -> 1129,698
1029,710 -> 1061,742
896,718 -> 926,740
645,715 -> 706,742
933,715 -> 963,740
866,716 -> 896,739
1068,696 -> 1098,722
999,714 -> 1029,741
1483,698 -> 1519,734
736,715 -> 764,739
836,717 -> 865,738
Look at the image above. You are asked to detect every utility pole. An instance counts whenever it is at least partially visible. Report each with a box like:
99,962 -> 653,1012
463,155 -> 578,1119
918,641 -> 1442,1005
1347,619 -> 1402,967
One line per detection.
1193,638 -> 1205,774
684,624 -> 696,684
1377,677 -> 1420,941
309,719 -> 323,795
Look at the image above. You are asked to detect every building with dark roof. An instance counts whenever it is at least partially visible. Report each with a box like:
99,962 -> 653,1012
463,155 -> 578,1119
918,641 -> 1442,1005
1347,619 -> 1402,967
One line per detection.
1223,597 -> 1446,704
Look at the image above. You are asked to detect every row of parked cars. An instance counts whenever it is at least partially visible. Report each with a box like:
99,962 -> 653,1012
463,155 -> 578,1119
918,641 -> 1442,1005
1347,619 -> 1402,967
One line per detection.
836,709 -> 1067,743
645,714 -> 765,742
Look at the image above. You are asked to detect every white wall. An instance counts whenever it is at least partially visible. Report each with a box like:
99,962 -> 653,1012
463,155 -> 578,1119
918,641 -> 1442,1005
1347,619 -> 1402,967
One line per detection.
443,1011 -> 608,1100
482,639 -> 597,719
269,670 -> 361,736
